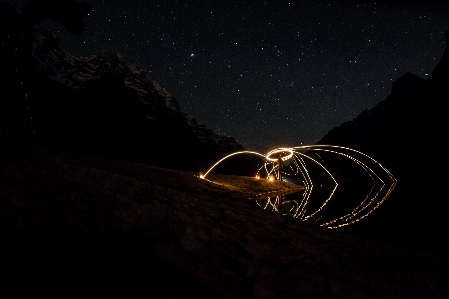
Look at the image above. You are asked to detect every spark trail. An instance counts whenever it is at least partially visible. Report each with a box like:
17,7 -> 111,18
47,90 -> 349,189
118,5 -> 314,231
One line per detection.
201,145 -> 397,228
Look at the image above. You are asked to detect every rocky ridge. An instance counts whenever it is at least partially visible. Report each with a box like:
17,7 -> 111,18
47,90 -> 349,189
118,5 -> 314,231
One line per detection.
27,28 -> 245,171
1,142 -> 448,299
317,30 -> 449,254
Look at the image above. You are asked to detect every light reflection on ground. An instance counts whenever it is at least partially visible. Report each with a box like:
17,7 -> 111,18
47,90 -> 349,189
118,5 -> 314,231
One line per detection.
203,145 -> 397,228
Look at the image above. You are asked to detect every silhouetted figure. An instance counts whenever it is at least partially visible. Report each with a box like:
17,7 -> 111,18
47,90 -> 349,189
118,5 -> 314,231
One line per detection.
0,0 -> 90,152
277,154 -> 283,181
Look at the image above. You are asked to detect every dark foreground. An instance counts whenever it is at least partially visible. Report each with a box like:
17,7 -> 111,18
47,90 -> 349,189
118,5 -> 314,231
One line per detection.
1,142 -> 448,298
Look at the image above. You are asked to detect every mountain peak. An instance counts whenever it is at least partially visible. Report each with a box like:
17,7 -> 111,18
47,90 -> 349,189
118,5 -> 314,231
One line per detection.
21,27 -> 246,170
317,30 -> 449,254
388,72 -> 425,103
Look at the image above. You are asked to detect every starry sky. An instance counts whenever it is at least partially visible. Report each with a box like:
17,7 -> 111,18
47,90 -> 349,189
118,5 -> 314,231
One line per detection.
9,0 -> 449,152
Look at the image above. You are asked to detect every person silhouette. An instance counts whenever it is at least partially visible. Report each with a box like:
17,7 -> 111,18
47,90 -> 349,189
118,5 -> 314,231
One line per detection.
277,154 -> 284,181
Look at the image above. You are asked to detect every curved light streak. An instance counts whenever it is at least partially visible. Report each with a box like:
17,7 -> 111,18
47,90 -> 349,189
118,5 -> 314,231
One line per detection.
303,148 -> 385,228
201,145 -> 397,228
201,151 -> 266,179
265,148 -> 294,161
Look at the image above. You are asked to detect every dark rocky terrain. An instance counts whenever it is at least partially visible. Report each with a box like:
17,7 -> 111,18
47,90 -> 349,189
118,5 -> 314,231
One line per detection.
318,31 -> 449,255
28,28 -> 248,171
1,141 -> 448,299
1,0 -> 248,172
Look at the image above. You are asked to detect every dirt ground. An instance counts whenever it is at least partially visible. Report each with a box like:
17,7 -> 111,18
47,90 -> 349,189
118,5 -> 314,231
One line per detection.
1,142 -> 449,299
205,173 -> 304,199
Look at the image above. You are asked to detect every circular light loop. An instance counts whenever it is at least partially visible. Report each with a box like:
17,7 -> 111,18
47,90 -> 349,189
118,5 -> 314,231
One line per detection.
265,148 -> 294,162
201,145 -> 396,228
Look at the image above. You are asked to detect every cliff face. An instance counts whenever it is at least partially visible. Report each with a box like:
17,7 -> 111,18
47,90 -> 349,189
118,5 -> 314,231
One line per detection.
22,28 -> 244,170
318,31 -> 449,253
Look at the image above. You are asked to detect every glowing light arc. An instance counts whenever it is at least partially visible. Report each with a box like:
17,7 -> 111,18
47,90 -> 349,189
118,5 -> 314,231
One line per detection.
201,151 -> 266,178
201,145 -> 397,228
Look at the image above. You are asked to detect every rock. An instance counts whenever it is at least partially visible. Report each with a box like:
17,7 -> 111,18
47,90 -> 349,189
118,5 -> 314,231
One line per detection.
1,144 -> 448,298
317,30 -> 449,254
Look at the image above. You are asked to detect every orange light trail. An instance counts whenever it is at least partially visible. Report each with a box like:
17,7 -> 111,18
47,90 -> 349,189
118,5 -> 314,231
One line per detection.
201,145 -> 397,228
201,151 -> 266,179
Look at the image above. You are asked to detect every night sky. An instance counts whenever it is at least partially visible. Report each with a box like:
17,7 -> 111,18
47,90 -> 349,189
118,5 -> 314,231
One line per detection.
9,0 -> 449,152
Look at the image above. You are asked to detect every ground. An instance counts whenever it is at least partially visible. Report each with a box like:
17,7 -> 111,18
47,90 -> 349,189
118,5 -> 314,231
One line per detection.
1,141 -> 448,298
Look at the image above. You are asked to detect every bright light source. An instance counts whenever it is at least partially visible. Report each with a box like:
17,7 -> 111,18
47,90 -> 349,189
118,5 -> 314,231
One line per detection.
266,148 -> 294,162
201,145 -> 396,228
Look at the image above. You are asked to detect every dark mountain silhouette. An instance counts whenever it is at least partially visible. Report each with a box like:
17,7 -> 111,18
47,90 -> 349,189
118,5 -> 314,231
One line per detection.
317,30 -> 449,254
28,28 -> 246,171
1,1 -> 252,172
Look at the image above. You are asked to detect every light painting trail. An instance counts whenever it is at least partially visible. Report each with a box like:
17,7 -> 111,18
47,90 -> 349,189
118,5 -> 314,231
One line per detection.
200,151 -> 266,179
201,145 -> 397,229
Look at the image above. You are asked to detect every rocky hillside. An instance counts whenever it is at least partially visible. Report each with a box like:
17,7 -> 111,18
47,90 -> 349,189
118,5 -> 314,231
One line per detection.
1,141 -> 448,299
317,31 -> 449,254
2,24 -> 245,171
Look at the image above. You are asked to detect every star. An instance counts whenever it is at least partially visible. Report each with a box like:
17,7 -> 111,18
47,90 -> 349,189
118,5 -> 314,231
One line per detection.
47,0 -> 449,152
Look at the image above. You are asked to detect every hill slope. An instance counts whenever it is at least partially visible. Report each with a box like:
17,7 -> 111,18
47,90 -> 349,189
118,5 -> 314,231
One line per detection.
1,142 -> 448,298
318,31 -> 449,253
1,20 -> 245,171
